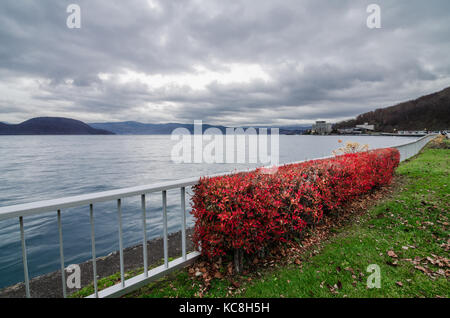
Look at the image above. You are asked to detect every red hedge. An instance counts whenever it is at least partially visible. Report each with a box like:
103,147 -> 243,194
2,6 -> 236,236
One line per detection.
191,148 -> 400,258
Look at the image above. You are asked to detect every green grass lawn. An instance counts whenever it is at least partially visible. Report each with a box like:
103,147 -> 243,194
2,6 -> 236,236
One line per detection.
74,140 -> 450,298
238,145 -> 449,298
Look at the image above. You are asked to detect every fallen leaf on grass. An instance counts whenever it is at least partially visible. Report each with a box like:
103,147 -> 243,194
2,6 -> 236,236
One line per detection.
387,250 -> 398,258
326,284 -> 338,295
386,260 -> 398,267
344,267 -> 354,274
231,281 -> 240,288
415,265 -> 428,274
227,263 -> 233,275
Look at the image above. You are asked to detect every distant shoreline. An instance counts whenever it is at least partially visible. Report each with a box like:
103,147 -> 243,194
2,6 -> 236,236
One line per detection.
0,133 -> 425,136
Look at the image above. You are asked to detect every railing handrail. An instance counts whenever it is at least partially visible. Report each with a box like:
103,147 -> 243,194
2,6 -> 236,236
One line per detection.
0,176 -> 198,221
390,133 -> 435,149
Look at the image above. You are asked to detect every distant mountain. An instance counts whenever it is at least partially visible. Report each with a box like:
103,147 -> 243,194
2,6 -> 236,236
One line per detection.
89,121 -> 227,135
90,121 -> 310,135
0,117 -> 114,135
335,86 -> 450,132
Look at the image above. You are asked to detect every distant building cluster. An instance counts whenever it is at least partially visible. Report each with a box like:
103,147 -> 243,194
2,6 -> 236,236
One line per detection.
337,122 -> 375,134
310,121 -> 376,135
356,123 -> 375,131
311,121 -> 333,135
309,120 -> 446,136
397,130 -> 427,135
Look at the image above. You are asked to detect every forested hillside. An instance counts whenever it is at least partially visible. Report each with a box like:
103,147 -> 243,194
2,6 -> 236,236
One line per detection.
335,87 -> 450,132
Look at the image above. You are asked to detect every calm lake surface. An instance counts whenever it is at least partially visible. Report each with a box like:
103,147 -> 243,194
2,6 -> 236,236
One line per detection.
0,135 -> 416,288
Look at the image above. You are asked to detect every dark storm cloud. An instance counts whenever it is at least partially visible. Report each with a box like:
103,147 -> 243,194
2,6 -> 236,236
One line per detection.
0,0 -> 449,125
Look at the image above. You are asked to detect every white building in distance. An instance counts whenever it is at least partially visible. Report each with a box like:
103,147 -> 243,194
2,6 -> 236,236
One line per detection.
312,121 -> 333,135
355,122 -> 375,131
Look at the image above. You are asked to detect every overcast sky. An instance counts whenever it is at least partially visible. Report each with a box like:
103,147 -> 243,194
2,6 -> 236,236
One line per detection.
0,0 -> 449,126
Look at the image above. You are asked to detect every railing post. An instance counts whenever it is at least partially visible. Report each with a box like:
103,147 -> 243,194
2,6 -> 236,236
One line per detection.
141,194 -> 148,277
57,210 -> 67,298
162,190 -> 168,268
19,216 -> 31,298
117,199 -> 125,287
180,187 -> 187,261
89,204 -> 98,298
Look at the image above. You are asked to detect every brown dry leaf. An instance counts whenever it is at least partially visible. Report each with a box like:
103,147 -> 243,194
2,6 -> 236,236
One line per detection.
426,256 -> 435,264
387,250 -> 398,258
437,269 -> 445,276
386,260 -> 398,267
415,265 -> 428,274
227,263 -> 233,275
326,284 -> 338,295
344,267 -> 354,274
231,281 -> 240,288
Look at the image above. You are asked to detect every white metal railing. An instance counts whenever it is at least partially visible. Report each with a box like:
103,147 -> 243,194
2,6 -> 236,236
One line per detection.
391,134 -> 437,162
0,133 -> 437,298
0,179 -> 203,298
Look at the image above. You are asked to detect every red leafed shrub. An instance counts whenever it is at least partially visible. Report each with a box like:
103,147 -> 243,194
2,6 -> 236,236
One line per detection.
191,148 -> 400,258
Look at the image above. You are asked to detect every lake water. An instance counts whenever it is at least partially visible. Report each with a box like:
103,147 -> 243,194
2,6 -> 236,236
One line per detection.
0,135 -> 416,288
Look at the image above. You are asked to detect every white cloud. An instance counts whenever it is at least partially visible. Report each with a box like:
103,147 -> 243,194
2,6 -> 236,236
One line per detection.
102,63 -> 271,91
